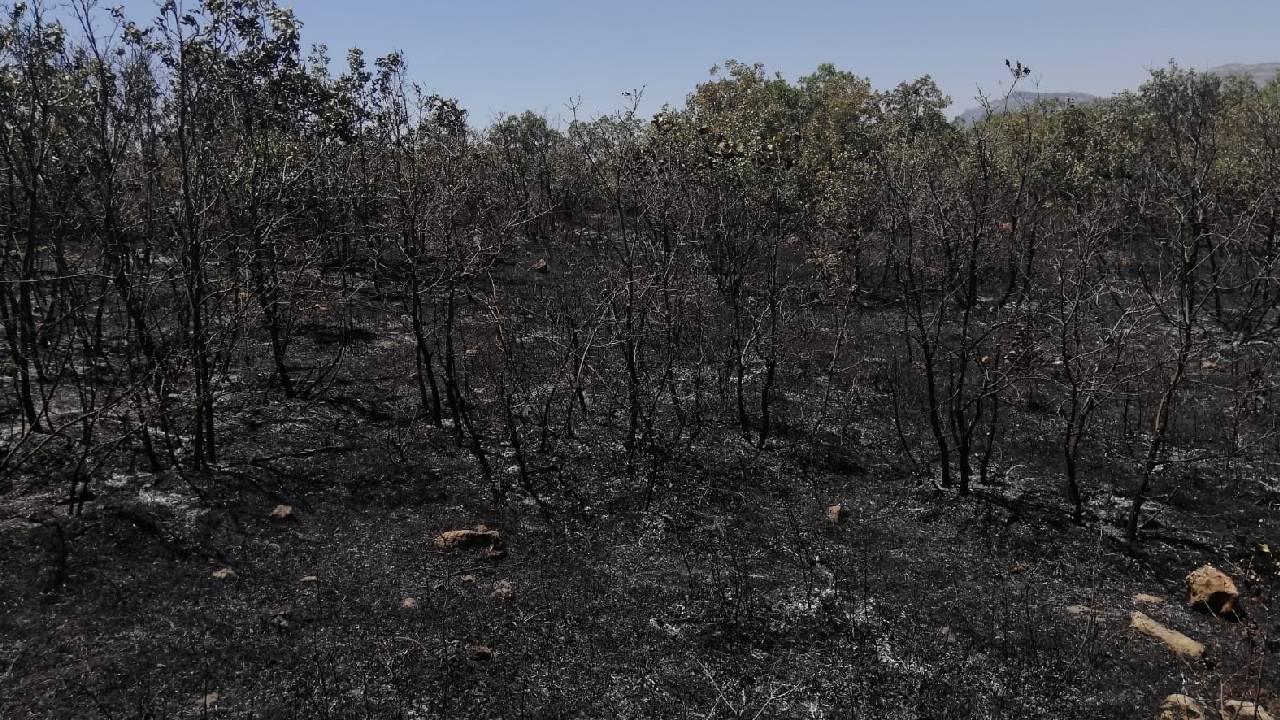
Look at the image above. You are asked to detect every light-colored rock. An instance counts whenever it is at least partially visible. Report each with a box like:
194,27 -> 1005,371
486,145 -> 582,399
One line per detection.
299,575 -> 318,583
1135,593 -> 1166,605
1158,694 -> 1207,720
1130,611 -> 1205,659
531,258 -> 550,274
825,504 -> 848,524
470,643 -> 493,661
269,504 -> 294,521
401,597 -> 417,609
1222,700 -> 1274,720
1066,604 -> 1122,620
211,567 -> 237,580
434,525 -> 501,550
492,580 -> 514,600
1185,565 -> 1241,616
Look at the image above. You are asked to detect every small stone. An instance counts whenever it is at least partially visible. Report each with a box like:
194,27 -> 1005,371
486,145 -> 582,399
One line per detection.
825,504 -> 848,524
401,597 -> 417,609
269,504 -> 294,521
299,575 -> 318,583
531,258 -> 550,274
211,567 -> 237,580
1221,700 -> 1274,720
1135,593 -> 1165,605
461,574 -> 476,584
492,580 -> 514,600
470,643 -> 493,661
1159,694 -> 1207,720
434,525 -> 501,550
199,692 -> 220,707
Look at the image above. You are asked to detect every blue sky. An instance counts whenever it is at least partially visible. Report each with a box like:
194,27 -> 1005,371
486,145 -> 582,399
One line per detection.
250,1 -> 1280,123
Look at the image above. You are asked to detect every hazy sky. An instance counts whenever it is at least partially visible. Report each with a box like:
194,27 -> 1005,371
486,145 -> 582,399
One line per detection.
264,1 -> 1280,122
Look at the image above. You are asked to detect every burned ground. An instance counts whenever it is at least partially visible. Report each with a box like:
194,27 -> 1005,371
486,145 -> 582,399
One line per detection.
2,276 -> 1276,719
2,4 -> 1280,717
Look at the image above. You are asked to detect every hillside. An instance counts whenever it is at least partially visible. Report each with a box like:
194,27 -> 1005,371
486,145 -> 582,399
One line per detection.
1,5 -> 1278,719
955,90 -> 1099,125
955,61 -> 1280,124
1207,62 -> 1280,85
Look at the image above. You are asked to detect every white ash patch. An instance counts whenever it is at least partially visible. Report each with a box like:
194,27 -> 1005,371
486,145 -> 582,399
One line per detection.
106,472 -> 155,490
775,585 -> 835,617
875,636 -> 929,676
137,489 -> 190,510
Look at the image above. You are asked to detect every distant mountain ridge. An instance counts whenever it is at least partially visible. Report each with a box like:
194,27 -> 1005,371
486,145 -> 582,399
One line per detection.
955,91 -> 1098,126
1206,62 -> 1280,86
954,62 -> 1280,125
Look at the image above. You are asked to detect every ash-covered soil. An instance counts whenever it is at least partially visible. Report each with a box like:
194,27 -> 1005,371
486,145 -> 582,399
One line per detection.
1,325 -> 1277,720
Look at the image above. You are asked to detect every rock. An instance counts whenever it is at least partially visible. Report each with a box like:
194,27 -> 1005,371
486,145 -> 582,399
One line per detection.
269,504 -> 294,522
1222,701 -> 1274,720
211,567 -> 237,580
825,504 -> 848,524
461,574 -> 476,584
1158,694 -> 1207,720
434,525 -> 501,550
492,580 -> 514,600
401,597 -> 417,609
1066,604 -> 1124,621
265,609 -> 290,631
531,258 -> 550,274
1130,611 -> 1205,659
470,643 -> 493,661
1186,565 -> 1241,617
199,692 -> 220,707
299,575 -> 318,583
1135,593 -> 1166,605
